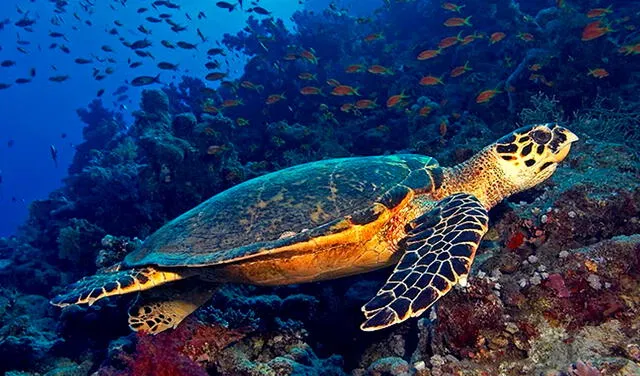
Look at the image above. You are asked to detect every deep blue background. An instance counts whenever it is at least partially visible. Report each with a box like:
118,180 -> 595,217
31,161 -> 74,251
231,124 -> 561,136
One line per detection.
0,0 -> 345,237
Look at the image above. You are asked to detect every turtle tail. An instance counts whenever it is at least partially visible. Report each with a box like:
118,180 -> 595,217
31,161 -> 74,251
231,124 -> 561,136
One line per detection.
50,267 -> 193,308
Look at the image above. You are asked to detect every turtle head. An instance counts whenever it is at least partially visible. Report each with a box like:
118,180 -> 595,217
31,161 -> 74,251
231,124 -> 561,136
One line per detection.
492,123 -> 578,192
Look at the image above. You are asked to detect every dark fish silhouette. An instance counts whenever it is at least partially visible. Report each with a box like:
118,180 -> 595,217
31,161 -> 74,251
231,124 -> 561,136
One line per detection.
205,72 -> 227,81
126,39 -> 152,49
249,6 -> 271,15
50,145 -> 58,168
216,1 -> 236,12
207,48 -> 225,56
131,74 -> 161,86
157,62 -> 178,70
176,41 -> 197,49
15,16 -> 36,28
161,40 -> 175,48
49,75 -> 70,82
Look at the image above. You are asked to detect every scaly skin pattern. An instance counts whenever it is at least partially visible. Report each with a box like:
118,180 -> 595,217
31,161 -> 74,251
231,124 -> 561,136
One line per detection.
434,145 -> 518,210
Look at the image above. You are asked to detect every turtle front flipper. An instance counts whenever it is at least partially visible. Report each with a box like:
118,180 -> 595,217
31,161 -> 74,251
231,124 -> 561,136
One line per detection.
50,267 -> 195,307
128,280 -> 217,334
361,193 -> 489,331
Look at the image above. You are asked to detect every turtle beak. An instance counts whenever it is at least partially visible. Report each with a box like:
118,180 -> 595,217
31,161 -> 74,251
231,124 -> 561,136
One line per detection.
551,127 -> 578,162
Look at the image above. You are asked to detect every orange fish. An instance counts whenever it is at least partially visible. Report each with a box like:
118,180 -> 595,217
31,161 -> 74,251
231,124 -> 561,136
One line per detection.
331,85 -> 360,96
345,64 -> 365,73
419,75 -> 444,86
444,16 -> 472,27
475,88 -> 502,103
240,80 -> 263,91
221,99 -> 242,107
368,65 -> 393,74
418,106 -> 432,116
300,49 -> 318,64
283,53 -> 298,61
438,32 -> 463,48
355,99 -> 376,109
442,2 -> 465,12
202,105 -> 219,114
618,43 -> 640,55
326,78 -> 341,87
460,32 -> 481,46
587,6 -> 612,18
450,61 -> 471,77
489,32 -> 506,44
298,72 -> 317,80
340,103 -> 354,113
587,68 -> 609,78
581,20 -> 613,41
300,86 -> 323,95
363,32 -> 384,42
529,73 -> 543,82
517,32 -> 535,42
386,91 -> 409,108
528,63 -> 542,71
417,49 -> 442,60
265,93 -> 285,104
439,120 -> 448,137
207,144 -> 229,155
205,72 -> 227,81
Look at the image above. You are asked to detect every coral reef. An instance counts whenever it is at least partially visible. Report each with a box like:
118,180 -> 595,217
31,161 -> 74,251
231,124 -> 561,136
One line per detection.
1,0 -> 640,375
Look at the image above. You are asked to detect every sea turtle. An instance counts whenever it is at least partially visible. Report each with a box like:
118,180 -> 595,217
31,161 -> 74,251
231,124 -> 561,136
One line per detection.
51,124 -> 577,334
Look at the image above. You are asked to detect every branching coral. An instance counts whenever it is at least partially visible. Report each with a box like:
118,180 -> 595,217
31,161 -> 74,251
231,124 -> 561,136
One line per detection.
518,92 -> 563,125
573,95 -> 640,148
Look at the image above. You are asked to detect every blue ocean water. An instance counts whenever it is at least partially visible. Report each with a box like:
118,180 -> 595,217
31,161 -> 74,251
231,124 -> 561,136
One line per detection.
0,0 -> 313,237
0,0 -> 639,375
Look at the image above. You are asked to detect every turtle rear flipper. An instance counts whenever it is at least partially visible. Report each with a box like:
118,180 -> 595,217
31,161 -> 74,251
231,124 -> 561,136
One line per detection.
361,193 -> 489,331
50,267 -> 194,307
128,280 -> 217,334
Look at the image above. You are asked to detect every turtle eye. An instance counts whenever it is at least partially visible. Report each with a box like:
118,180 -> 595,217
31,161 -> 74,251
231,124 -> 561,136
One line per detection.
531,129 -> 552,144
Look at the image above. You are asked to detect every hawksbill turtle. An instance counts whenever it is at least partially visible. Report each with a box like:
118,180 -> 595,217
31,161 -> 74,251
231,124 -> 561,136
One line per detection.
51,124 -> 577,334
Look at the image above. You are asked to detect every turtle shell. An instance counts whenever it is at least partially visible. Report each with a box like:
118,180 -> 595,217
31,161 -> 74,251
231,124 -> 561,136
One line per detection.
124,154 -> 441,268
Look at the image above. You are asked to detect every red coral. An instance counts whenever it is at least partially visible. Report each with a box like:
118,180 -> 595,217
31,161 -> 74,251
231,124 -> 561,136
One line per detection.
114,318 -> 245,376
123,332 -> 208,376
435,279 -> 505,355
506,231 -> 525,250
